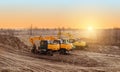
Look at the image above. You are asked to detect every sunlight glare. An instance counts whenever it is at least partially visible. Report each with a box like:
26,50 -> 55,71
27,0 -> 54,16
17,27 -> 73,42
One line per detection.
87,26 -> 94,32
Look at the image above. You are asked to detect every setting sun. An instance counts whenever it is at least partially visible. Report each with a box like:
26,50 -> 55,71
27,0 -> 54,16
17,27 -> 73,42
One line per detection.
87,26 -> 94,32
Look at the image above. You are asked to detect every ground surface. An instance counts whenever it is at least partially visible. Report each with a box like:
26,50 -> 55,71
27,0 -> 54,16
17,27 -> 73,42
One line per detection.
0,35 -> 120,72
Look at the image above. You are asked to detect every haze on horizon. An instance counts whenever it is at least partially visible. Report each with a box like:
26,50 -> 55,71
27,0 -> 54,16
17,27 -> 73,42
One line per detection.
0,0 -> 120,29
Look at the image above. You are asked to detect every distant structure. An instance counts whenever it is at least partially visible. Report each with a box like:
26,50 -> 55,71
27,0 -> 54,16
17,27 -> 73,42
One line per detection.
30,24 -> 33,36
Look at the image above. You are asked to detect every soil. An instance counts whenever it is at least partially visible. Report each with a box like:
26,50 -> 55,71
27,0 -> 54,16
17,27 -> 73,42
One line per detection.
0,34 -> 120,72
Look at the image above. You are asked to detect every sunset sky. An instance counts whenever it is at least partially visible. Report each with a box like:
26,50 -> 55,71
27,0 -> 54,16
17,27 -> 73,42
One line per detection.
0,0 -> 120,29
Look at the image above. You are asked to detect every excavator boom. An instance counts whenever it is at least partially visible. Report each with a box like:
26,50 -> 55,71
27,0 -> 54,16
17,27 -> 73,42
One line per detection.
29,36 -> 57,45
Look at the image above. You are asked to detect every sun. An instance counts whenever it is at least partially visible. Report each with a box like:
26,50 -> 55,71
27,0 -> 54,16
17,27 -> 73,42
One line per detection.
87,26 -> 94,32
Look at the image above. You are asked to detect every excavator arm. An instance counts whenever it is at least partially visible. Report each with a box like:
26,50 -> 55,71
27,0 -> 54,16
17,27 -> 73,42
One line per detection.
57,29 -> 73,39
29,36 -> 57,45
29,36 -> 43,45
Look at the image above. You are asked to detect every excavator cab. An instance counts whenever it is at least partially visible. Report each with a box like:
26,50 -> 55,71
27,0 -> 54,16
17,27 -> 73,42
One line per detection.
53,39 -> 73,55
62,39 -> 69,44
39,40 -> 49,52
37,40 -> 60,56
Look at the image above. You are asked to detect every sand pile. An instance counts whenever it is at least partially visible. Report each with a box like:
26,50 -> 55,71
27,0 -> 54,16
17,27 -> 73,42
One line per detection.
0,34 -> 29,51
86,45 -> 120,55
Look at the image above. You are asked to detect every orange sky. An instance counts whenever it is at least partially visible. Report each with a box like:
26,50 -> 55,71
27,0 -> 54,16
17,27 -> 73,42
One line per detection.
0,0 -> 120,29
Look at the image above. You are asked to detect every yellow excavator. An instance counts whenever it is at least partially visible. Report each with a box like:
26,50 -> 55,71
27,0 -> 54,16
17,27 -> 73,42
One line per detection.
29,36 -> 60,56
58,29 -> 88,50
70,39 -> 88,49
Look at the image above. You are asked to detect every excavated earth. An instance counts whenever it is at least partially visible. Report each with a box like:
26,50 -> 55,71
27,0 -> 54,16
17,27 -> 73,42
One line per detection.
0,34 -> 120,72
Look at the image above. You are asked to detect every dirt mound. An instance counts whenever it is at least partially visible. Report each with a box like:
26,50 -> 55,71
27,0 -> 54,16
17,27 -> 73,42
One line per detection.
85,45 -> 120,55
0,35 -> 29,51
